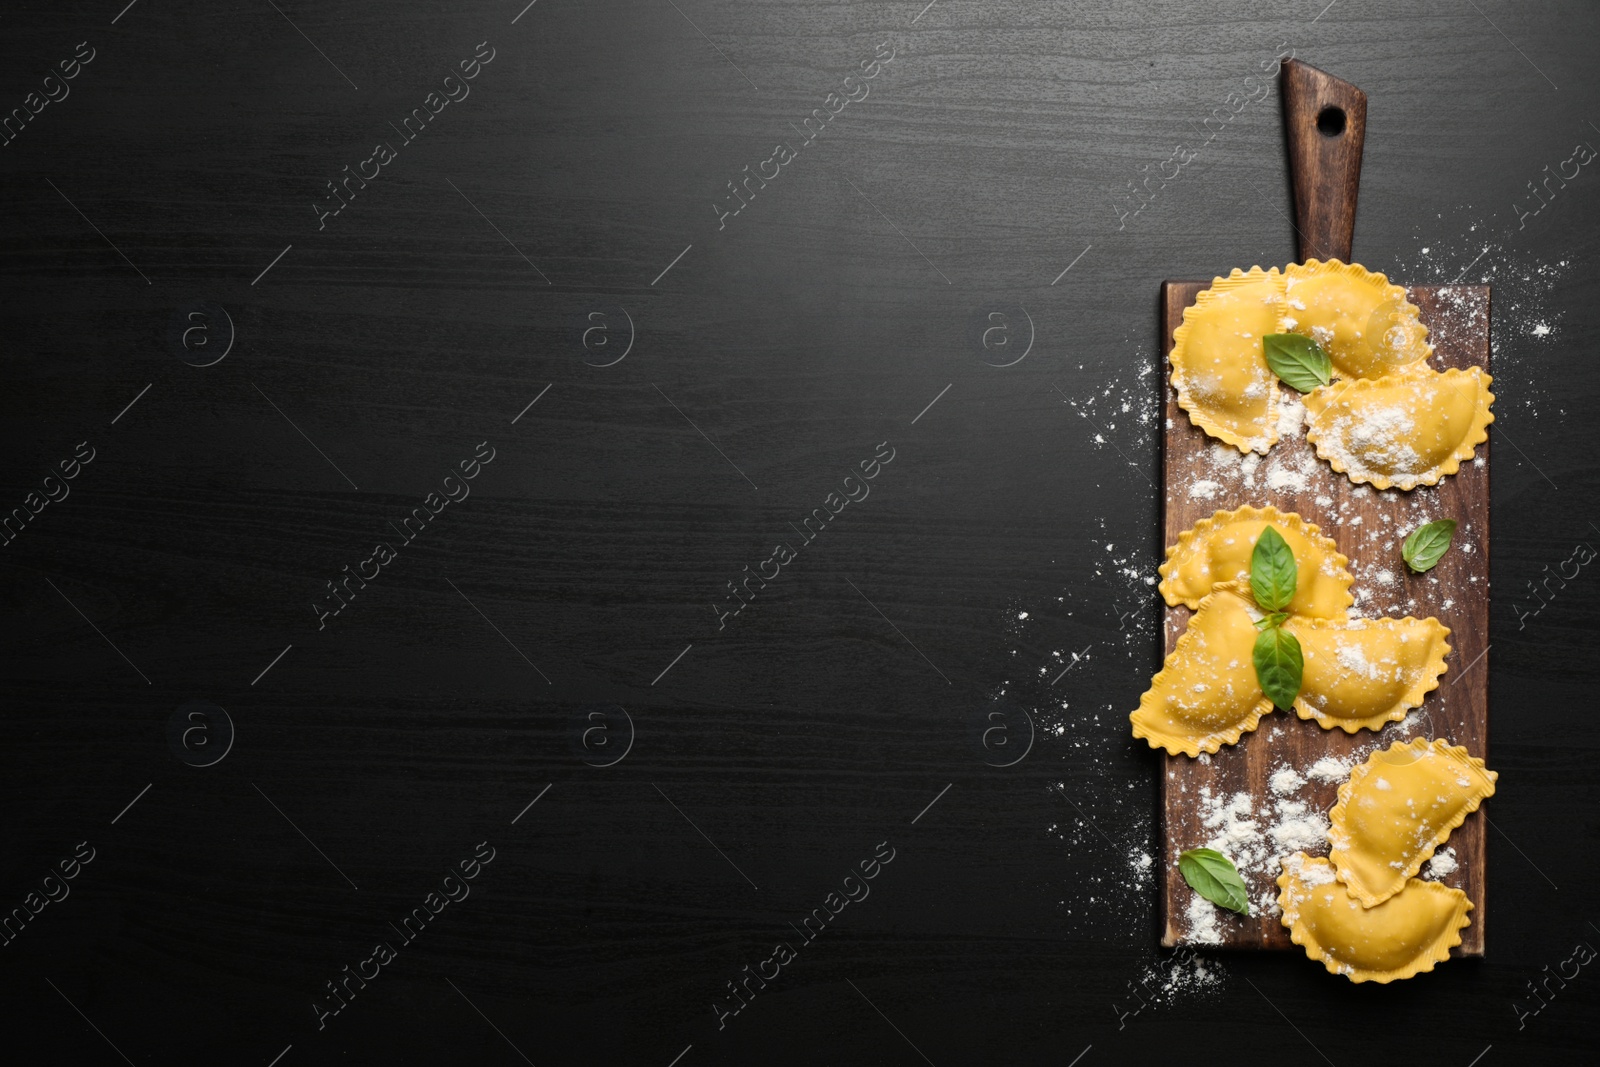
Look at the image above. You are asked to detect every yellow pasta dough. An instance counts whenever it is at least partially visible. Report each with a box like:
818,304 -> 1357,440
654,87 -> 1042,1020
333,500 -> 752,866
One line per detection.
1136,511 -> 1455,754
1159,505 -> 1353,619
1170,267 -> 1284,453
1327,739 -> 1497,906
1280,260 -> 1431,380
1130,587 -> 1272,757
1168,258 -> 1491,489
1282,615 -> 1452,732
1277,854 -> 1472,983
1303,364 -> 1494,490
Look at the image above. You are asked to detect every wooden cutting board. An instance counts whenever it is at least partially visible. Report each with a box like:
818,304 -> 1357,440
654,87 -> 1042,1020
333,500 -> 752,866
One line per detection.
1156,61 -> 1491,953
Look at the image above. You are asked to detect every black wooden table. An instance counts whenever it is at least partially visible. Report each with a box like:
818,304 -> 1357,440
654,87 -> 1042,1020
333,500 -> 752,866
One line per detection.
2,2 -> 1597,1064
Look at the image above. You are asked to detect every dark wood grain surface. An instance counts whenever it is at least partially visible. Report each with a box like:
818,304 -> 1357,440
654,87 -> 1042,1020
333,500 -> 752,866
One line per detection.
1282,58 -> 1368,262
1159,281 -> 1489,953
2,1 -> 1599,1065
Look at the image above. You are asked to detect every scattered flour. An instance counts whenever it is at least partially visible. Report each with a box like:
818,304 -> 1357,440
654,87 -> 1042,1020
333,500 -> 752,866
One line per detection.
1185,893 -> 1223,945
1422,846 -> 1458,880
1275,396 -> 1305,439
1114,945 -> 1226,1024
1127,847 -> 1155,891
1307,756 -> 1353,782
1298,860 -> 1337,887
1335,643 -> 1377,679
1148,951 -> 1222,998
1269,767 -> 1305,795
1193,782 -> 1332,917
1269,800 -> 1329,853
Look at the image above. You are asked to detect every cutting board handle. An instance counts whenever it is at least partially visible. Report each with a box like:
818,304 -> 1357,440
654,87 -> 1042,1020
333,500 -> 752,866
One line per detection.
1281,58 -> 1367,263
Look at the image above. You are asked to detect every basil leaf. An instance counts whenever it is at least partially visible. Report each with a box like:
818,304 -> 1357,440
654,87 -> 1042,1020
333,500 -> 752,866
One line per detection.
1253,625 -> 1304,711
1249,525 -> 1297,613
1178,847 -> 1251,916
1263,333 -> 1332,392
1253,611 -> 1288,631
1402,519 -> 1458,574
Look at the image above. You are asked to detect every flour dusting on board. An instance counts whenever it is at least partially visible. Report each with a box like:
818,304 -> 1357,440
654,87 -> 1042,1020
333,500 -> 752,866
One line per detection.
1168,708 -> 1454,935
1422,846 -> 1458,880
1172,235 -> 1562,509
1177,410 -> 1477,616
1192,782 -> 1331,917
1037,245 -> 1518,947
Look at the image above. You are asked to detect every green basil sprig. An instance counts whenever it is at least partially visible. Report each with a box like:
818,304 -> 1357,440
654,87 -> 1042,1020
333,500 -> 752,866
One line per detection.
1253,625 -> 1304,711
1249,525 -> 1297,612
1249,525 -> 1304,711
1402,519 -> 1458,574
1263,333 -> 1332,392
1178,847 -> 1251,916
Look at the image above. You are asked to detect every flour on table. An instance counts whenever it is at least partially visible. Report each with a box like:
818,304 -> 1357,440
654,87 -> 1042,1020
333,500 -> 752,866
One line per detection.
1422,846 -> 1458,880
1269,767 -> 1305,795
1185,893 -> 1223,945
1307,756 -> 1353,783
1192,783 -> 1332,917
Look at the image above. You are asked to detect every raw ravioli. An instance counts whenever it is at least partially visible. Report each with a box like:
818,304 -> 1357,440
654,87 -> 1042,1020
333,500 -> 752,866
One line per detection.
1280,259 -> 1431,380
1130,587 -> 1272,757
1159,505 -> 1353,619
1303,364 -> 1494,490
1277,854 -> 1471,983
1327,739 -> 1496,906
1170,267 -> 1284,453
1283,615 -> 1452,732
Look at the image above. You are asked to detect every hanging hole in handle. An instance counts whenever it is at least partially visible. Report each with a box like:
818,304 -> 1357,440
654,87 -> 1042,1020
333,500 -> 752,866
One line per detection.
1316,106 -> 1347,137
